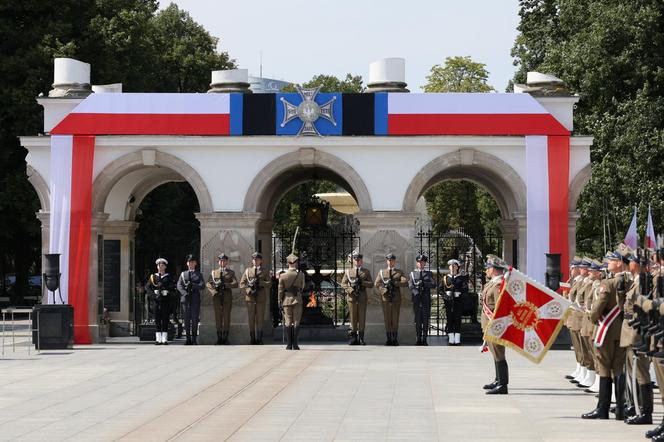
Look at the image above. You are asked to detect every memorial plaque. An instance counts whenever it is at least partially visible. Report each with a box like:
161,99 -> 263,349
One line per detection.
103,240 -> 121,312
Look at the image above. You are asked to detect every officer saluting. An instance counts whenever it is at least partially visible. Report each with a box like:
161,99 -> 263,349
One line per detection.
145,258 -> 175,345
440,259 -> 469,346
409,254 -> 435,346
240,252 -> 271,345
375,253 -> 408,346
206,253 -> 239,345
582,247 -> 631,420
341,253 -> 373,345
278,254 -> 306,350
177,254 -> 205,345
481,254 -> 509,395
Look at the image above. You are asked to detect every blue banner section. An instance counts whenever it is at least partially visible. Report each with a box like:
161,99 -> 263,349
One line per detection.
229,93 -> 243,135
275,92 -> 343,135
374,93 -> 388,135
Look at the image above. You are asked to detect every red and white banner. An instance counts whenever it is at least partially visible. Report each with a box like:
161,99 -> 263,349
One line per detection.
646,205 -> 657,249
484,268 -> 573,363
624,207 -> 638,249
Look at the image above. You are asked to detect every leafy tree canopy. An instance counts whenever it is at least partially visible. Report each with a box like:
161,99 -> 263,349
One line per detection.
282,73 -> 363,93
423,56 -> 495,93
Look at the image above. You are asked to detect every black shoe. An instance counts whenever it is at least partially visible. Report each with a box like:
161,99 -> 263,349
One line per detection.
483,362 -> 499,390
582,377 -> 611,419
192,336 -> 197,345
250,332 -> 256,345
646,418 -> 664,438
393,332 -> 399,346
216,331 -> 223,345
654,432 -> 664,442
349,331 -> 357,345
626,413 -> 652,425
624,405 -> 636,417
485,384 -> 508,395
286,325 -> 293,350
293,326 -> 300,350
485,360 -> 508,395
359,331 -> 366,345
257,331 -> 263,345
222,331 -> 230,345
385,332 -> 392,346
613,374 -> 626,421
581,407 -> 609,419
185,338 -> 192,345
627,383 -> 653,425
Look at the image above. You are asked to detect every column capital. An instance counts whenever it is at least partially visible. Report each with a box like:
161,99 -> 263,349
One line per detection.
91,212 -> 109,228
104,220 -> 139,235
195,211 -> 263,229
354,211 -> 419,229
36,210 -> 50,227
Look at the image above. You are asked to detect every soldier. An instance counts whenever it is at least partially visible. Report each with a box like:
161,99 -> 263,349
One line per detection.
573,258 -> 596,388
145,258 -> 175,345
622,250 -> 653,425
278,253 -> 306,350
177,254 -> 205,345
409,254 -> 436,346
567,258 -> 590,385
341,253 -> 373,345
582,248 -> 631,420
440,259 -> 469,346
374,253 -> 408,346
481,254 -> 509,395
582,259 -> 604,394
240,252 -> 271,345
206,253 -> 239,345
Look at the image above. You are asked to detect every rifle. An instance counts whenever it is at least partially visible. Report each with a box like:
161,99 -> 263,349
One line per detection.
214,269 -> 226,294
353,268 -> 362,300
248,267 -> 260,297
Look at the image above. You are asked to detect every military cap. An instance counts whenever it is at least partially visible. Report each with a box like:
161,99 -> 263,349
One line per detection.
447,259 -> 461,266
589,259 -> 603,271
570,256 -> 582,267
485,254 -> 508,270
352,252 -> 363,260
217,253 -> 229,260
251,252 -> 263,259
578,257 -> 592,268
605,250 -> 622,261
185,254 -> 197,262
385,253 -> 397,260
155,258 -> 168,265
416,254 -> 428,262
286,253 -> 299,264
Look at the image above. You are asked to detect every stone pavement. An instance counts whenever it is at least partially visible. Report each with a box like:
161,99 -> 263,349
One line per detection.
0,338 -> 658,441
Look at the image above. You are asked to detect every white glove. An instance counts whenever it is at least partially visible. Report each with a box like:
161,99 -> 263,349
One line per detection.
454,291 -> 461,298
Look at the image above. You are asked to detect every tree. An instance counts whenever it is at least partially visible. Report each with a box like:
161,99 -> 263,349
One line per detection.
0,1 -> 235,301
511,0 -> 664,256
423,56 -> 495,93
421,56 -> 502,239
282,73 -> 363,93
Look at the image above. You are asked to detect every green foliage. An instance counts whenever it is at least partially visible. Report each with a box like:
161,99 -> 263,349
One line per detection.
511,0 -> 664,256
423,56 -> 495,93
421,56 -> 501,239
0,1 -> 235,298
282,73 -> 363,93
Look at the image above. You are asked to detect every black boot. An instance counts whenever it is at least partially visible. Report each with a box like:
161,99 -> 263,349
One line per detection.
192,335 -> 197,345
483,362 -> 499,390
486,360 -> 508,395
646,416 -> 664,438
349,331 -> 357,345
393,331 -> 399,346
286,325 -> 293,350
250,331 -> 256,345
257,331 -> 263,345
293,326 -> 300,350
216,331 -> 223,345
359,331 -> 366,345
422,333 -> 428,346
385,332 -> 392,346
222,331 -> 229,345
582,377 -> 611,419
185,334 -> 192,345
626,383 -> 653,425
613,374 -> 626,420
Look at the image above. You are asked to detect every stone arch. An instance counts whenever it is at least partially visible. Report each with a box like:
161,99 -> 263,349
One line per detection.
242,148 -> 373,217
92,150 -> 213,216
402,149 -> 527,220
26,165 -> 50,212
569,163 -> 592,211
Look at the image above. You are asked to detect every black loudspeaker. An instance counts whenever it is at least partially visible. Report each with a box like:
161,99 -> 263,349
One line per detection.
32,304 -> 74,349
545,253 -> 562,292
43,253 -> 63,303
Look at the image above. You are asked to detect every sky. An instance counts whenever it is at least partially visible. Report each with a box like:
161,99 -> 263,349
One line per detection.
160,0 -> 521,92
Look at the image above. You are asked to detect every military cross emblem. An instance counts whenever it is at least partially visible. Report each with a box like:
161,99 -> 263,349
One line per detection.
279,86 -> 337,136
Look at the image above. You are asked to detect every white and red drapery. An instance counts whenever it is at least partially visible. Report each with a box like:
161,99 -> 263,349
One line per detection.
48,92 -> 569,344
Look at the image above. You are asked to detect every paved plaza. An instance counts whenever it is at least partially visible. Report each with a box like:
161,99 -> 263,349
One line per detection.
0,333 -> 656,441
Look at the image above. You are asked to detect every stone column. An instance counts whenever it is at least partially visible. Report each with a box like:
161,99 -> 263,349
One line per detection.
36,212 -> 50,304
516,214 -> 527,273
195,212 -> 262,344
500,219 -> 519,268
568,211 -> 581,277
103,221 -> 138,336
354,211 -> 419,344
87,212 -> 109,343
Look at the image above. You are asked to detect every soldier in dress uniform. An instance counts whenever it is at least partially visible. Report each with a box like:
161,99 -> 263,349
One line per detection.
573,258 -> 596,388
278,253 -> 306,350
582,248 -> 631,420
240,252 -> 271,345
567,258 -> 590,386
408,254 -> 436,346
177,254 -> 205,345
341,253 -> 373,345
206,253 -> 239,345
481,254 -> 509,395
564,257 -> 584,381
374,253 -> 408,346
440,259 -> 469,346
145,258 -> 175,345
582,259 -> 604,394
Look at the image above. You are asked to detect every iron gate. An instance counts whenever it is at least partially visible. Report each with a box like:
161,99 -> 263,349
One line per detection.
414,227 -> 503,337
271,223 -> 359,328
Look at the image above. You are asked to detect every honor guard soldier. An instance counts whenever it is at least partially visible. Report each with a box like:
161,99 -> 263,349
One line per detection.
582,259 -> 604,394
375,253 -> 408,346
278,254 -> 306,350
240,252 -> 271,345
564,257 -> 584,380
177,254 -> 205,345
145,258 -> 175,345
440,259 -> 469,346
481,254 -> 509,395
341,253 -> 373,345
206,253 -> 239,345
582,248 -> 631,420
567,257 -> 590,386
573,258 -> 596,388
409,254 -> 436,346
